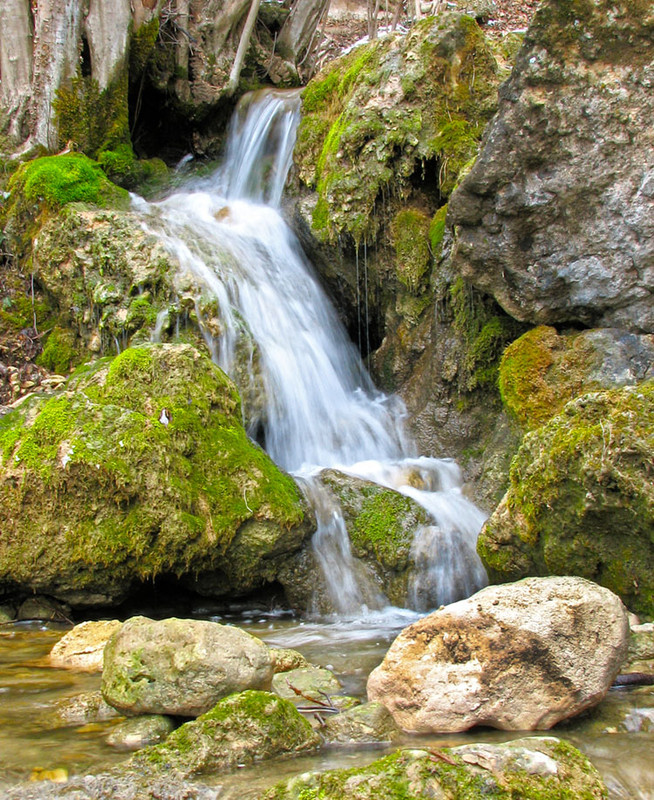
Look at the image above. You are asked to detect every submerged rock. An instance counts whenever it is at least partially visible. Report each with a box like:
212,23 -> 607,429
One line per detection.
478,384 -> 654,617
127,690 -> 320,778
48,620 -> 122,672
0,343 -> 312,607
106,715 -> 176,752
449,0 -> 654,333
321,701 -> 401,745
367,576 -> 629,733
264,736 -> 607,799
2,773 -> 220,800
102,617 -> 274,717
52,690 -> 121,727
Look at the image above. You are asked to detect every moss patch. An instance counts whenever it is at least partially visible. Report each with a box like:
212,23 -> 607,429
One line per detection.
391,208 -> 431,293
447,276 -> 527,394
264,737 -> 607,799
3,154 -> 128,259
479,384 -> 654,617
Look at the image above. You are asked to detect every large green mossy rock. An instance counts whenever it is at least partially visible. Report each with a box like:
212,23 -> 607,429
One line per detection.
0,343 -> 312,606
296,13 -> 501,244
127,690 -> 320,778
264,737 -> 607,799
478,385 -> 654,617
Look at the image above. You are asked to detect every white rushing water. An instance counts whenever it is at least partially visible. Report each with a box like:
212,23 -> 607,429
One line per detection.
136,88 -> 487,615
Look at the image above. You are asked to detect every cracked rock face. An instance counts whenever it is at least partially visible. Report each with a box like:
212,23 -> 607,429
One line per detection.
448,0 -> 654,333
367,576 -> 629,733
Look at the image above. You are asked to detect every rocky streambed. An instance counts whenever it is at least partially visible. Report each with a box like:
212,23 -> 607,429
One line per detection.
1,577 -> 653,800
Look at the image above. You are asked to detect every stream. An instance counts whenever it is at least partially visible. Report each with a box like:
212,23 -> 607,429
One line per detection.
1,611 -> 653,798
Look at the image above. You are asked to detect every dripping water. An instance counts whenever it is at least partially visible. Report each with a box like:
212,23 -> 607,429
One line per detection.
135,89 -> 488,616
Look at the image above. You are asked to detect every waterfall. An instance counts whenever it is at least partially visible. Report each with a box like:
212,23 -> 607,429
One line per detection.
136,89 -> 487,615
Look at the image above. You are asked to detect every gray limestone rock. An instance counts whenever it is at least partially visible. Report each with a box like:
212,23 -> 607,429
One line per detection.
449,0 -> 654,332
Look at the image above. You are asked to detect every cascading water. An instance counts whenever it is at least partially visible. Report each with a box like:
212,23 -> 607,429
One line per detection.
136,88 -> 487,615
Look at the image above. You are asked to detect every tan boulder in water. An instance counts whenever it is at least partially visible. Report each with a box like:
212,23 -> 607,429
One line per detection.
49,620 -> 122,672
367,576 -> 629,732
102,616 -> 274,717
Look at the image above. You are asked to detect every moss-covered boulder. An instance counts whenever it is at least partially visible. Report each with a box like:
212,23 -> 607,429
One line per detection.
296,13 -> 501,244
127,690 -> 320,778
320,469 -> 431,605
0,343 -> 312,606
478,385 -> 654,617
264,737 -> 608,799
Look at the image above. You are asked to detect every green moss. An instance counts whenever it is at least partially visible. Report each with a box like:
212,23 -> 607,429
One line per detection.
54,70 -> 130,159
0,292 -> 54,336
351,492 -> 420,567
448,276 -> 526,394
429,204 -> 448,260
36,326 -> 80,374
130,18 -> 160,75
0,344 -> 308,598
5,154 -> 128,256
390,208 -> 431,293
133,691 -> 318,777
498,326 -> 600,430
264,739 -> 607,799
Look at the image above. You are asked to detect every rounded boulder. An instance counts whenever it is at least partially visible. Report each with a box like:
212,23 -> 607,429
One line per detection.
102,616 -> 273,717
367,576 -> 629,732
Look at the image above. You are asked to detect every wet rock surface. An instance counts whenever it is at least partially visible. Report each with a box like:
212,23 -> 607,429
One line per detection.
101,617 -> 274,717
449,0 -> 654,332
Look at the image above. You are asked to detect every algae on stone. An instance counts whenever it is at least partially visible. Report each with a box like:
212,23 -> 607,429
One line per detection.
264,737 -> 607,799
478,384 -> 654,617
319,468 -> 431,605
128,690 -> 320,778
0,343 -> 311,606
296,13 -> 501,245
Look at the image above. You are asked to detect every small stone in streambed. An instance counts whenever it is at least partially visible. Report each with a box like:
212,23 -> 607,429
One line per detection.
106,715 -> 176,751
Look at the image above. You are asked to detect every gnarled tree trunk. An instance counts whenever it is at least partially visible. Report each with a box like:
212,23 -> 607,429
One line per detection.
0,0 -> 34,142
277,0 -> 330,66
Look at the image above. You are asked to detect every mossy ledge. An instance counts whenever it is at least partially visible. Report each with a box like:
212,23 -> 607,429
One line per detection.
0,344 -> 311,606
295,13 -> 501,245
